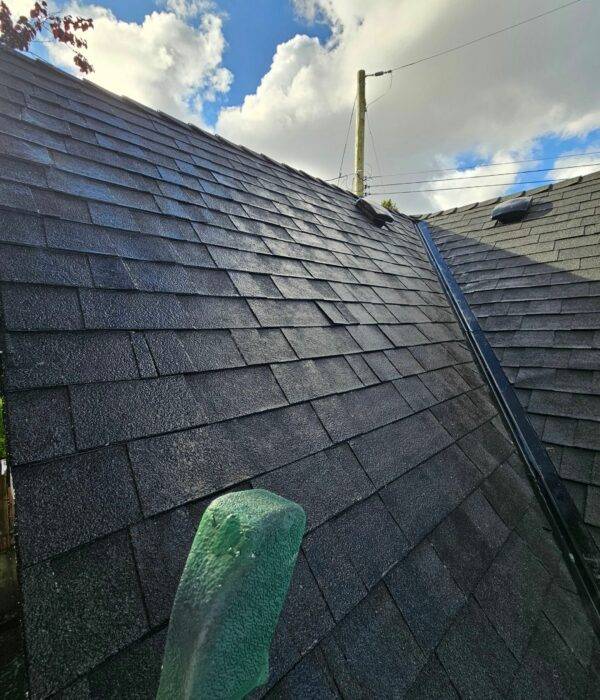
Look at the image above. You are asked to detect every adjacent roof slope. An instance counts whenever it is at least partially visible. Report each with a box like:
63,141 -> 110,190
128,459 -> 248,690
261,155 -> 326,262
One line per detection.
0,49 -> 598,698
425,174 -> 600,537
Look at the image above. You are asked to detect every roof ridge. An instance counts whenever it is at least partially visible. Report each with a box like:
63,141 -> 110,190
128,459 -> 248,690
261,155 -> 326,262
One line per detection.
0,46 -> 355,200
413,169 -> 600,220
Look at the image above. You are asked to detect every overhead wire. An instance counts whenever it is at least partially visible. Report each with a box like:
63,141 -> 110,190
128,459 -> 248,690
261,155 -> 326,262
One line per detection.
366,161 -> 600,189
367,71 -> 393,108
366,150 -> 600,179
335,95 -> 357,182
365,111 -> 383,193
371,176 -> 578,195
328,0 -> 586,187
372,0 -> 583,76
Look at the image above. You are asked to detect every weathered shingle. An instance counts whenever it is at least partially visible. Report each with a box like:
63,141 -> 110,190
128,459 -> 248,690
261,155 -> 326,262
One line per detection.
21,532 -> 148,698
13,446 -> 141,565
1,49 -> 597,699
429,177 -> 600,533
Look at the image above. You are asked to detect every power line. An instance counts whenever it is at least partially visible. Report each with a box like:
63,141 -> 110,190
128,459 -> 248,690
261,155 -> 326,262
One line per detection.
367,150 -> 600,179
335,96 -> 356,182
371,0 -> 583,76
366,112 -> 383,189
367,71 -> 393,108
328,0 -> 586,185
328,150 -> 600,183
367,161 -> 600,189
372,176 -> 577,195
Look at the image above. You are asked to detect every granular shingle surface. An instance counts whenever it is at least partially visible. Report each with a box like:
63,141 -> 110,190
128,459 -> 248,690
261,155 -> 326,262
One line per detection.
0,48 -> 598,698
425,174 -> 600,539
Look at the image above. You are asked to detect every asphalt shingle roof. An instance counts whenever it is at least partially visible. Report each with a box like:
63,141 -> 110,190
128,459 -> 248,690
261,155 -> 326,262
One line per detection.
0,48 -> 599,697
425,174 -> 600,536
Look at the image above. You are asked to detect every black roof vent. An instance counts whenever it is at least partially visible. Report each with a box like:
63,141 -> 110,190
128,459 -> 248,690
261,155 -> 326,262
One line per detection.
491,196 -> 532,224
355,198 -> 394,227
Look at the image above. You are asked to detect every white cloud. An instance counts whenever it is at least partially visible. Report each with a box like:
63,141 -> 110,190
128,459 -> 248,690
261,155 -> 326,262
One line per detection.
546,143 -> 600,182
217,0 -> 600,213
417,151 -> 526,212
45,3 -> 231,126
161,0 -> 215,19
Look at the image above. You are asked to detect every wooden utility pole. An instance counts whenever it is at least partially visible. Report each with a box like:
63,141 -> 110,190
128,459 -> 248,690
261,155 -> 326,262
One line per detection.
353,69 -> 366,197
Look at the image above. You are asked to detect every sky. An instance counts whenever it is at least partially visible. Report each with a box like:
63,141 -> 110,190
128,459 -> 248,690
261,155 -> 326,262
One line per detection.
8,0 -> 600,213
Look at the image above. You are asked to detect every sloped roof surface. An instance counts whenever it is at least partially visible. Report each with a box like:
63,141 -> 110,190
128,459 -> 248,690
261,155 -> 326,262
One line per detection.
0,49 -> 598,698
426,174 -> 600,536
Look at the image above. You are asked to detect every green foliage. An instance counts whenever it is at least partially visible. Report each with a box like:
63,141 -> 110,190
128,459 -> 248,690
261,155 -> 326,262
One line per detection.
381,198 -> 398,212
0,398 -> 5,460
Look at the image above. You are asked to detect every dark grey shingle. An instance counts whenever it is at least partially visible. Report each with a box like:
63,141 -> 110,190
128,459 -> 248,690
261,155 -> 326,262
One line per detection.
282,326 -> 360,358
302,519 -> 366,621
248,298 -> 329,327
313,382 -> 413,443
266,647 -> 340,699
350,410 -> 453,489
509,616 -> 588,698
347,324 -> 393,351
344,353 -> 379,385
273,275 -> 339,301
0,243 -> 92,287
404,656 -> 458,700
278,552 -> 335,658
185,365 -> 287,423
22,532 -> 148,698
394,375 -> 437,411
329,495 -> 410,588
380,443 -> 480,543
130,331 -> 158,378
3,331 -> 140,389
386,542 -> 466,651
145,329 -> 245,374
6,387 -> 75,464
362,351 -> 401,381
381,324 -> 429,347
89,255 -> 136,289
70,375 -> 202,449
458,420 -> 514,476
0,210 -> 45,246
474,534 -> 550,660
1,283 -> 84,331
130,497 -> 211,625
254,444 -> 373,530
431,490 -> 509,593
124,260 -> 237,296
322,585 -> 425,698
128,403 -> 331,515
385,347 -> 424,376
436,600 -> 518,698
13,446 -> 141,565
271,356 -> 362,403
231,328 -> 296,364
228,271 -> 283,298
79,289 -> 187,329
87,629 -> 166,700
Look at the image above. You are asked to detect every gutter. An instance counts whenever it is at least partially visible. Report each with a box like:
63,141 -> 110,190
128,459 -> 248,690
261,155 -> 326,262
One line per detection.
417,219 -> 600,639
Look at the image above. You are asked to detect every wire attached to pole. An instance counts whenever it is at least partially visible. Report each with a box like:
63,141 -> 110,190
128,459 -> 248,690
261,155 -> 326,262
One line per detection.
336,96 -> 357,183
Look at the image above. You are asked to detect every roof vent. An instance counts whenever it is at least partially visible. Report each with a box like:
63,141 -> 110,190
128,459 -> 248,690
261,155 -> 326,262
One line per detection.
491,196 -> 532,224
355,198 -> 394,227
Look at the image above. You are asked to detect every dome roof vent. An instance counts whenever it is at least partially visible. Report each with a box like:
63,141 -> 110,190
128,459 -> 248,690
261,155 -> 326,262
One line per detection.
491,196 -> 532,224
